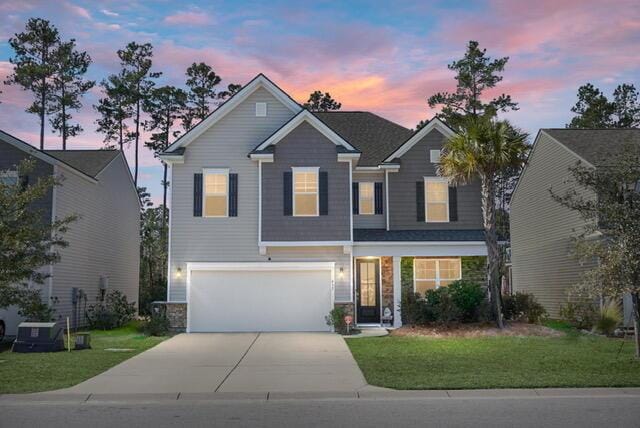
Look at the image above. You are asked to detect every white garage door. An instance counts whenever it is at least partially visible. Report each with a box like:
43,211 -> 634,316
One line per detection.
188,265 -> 334,332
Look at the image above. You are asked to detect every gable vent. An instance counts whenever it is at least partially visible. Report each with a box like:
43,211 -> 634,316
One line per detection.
255,102 -> 267,117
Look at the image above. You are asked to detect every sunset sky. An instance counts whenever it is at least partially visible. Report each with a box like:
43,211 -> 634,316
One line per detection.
1,0 -> 638,204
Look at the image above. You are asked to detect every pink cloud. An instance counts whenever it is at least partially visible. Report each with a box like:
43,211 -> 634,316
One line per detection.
164,11 -> 211,26
65,2 -> 92,20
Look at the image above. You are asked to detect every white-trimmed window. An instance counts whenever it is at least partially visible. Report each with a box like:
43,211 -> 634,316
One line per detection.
358,182 -> 374,215
424,177 -> 449,223
255,102 -> 267,117
430,149 -> 441,163
0,170 -> 18,186
204,168 -> 229,217
413,258 -> 461,295
293,167 -> 319,216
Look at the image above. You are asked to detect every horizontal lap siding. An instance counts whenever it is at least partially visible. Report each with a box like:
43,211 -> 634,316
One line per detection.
388,129 -> 483,230
53,156 -> 140,324
261,121 -> 350,241
353,171 -> 386,229
510,133 -> 595,318
168,88 -> 296,301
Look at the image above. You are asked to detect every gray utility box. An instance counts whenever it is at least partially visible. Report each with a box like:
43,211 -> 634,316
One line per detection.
12,322 -> 64,353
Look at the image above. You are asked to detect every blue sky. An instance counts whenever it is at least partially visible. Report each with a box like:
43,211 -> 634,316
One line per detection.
1,0 -> 638,204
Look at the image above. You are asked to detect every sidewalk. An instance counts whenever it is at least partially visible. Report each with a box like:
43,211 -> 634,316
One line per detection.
2,386 -> 640,404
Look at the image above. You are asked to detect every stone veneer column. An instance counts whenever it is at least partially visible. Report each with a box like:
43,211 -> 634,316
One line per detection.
392,256 -> 402,328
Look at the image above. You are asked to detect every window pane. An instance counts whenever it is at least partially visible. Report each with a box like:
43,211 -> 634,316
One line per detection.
205,173 -> 227,194
414,259 -> 436,280
295,193 -> 318,216
294,171 -> 317,192
359,182 -> 374,215
415,280 -> 437,295
425,180 -> 449,222
359,262 -> 376,306
427,202 -> 448,222
426,181 -> 448,202
439,259 -> 461,281
205,195 -> 227,216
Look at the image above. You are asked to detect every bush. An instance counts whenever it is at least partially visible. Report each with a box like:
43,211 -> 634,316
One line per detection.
17,290 -> 57,322
424,287 -> 461,326
447,280 -> 485,322
86,290 -> 136,330
140,314 -> 170,336
503,292 -> 547,324
400,287 -> 428,325
325,306 -> 347,334
595,299 -> 622,336
559,300 -> 599,330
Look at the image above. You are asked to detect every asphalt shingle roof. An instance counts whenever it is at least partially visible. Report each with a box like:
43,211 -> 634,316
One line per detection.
44,150 -> 120,178
314,112 -> 414,166
543,129 -> 640,166
354,229 -> 485,242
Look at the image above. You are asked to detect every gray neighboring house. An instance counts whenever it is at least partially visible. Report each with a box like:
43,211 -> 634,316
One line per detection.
0,130 -> 140,332
159,74 -> 487,333
510,128 -> 640,322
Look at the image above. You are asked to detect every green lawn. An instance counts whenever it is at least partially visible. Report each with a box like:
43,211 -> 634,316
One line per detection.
346,330 -> 640,390
0,322 -> 167,394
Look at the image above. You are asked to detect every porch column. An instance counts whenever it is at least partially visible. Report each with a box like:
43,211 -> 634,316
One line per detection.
393,256 -> 402,328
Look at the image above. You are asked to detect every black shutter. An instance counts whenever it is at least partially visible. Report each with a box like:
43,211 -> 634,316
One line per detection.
283,171 -> 292,216
229,173 -> 238,217
352,182 -> 359,214
416,181 -> 425,222
448,186 -> 458,221
193,173 -> 203,217
374,182 -> 383,215
319,171 -> 328,215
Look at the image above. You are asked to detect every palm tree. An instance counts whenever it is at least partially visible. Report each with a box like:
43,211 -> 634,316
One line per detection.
438,116 -> 529,328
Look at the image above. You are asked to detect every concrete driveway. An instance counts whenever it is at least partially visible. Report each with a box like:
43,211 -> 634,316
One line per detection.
59,333 -> 368,394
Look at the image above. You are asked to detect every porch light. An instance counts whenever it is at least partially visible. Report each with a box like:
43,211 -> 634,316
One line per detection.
339,267 -> 344,278
176,267 -> 182,278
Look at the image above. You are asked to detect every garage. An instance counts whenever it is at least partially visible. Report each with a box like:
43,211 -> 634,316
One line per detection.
186,262 -> 335,332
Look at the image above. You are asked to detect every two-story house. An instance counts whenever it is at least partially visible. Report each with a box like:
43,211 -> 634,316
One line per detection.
159,74 -> 487,333
0,130 -> 140,337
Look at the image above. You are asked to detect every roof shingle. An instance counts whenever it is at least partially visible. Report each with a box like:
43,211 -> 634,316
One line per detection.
543,129 -> 640,166
44,150 -> 120,178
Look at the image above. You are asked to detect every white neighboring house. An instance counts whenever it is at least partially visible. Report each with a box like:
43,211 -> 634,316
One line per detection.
0,130 -> 140,339
159,74 -> 488,333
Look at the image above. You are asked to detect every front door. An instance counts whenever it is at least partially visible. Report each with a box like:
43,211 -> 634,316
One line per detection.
356,258 -> 380,324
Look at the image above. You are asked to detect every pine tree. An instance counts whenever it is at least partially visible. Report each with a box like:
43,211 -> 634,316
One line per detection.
117,42 -> 161,185
95,72 -> 134,150
48,39 -> 95,149
303,90 -> 342,111
5,18 -> 61,150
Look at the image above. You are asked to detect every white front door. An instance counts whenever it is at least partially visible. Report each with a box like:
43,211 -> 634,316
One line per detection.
187,264 -> 334,332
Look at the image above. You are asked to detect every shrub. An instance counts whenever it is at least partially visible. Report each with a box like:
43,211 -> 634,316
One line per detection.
595,299 -> 622,336
86,290 -> 136,330
559,300 -> 599,330
503,292 -> 547,324
447,280 -> 485,322
18,290 -> 57,322
424,287 -> 462,326
141,314 -> 170,336
400,287 -> 428,325
325,306 -> 347,334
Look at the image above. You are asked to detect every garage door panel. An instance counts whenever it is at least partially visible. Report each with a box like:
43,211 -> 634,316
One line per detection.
189,269 -> 333,332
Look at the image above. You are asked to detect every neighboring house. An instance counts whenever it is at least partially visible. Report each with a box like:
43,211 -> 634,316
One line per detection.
159,74 -> 487,333
0,130 -> 140,334
510,128 -> 640,323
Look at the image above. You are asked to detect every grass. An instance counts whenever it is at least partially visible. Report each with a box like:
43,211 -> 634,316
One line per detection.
0,322 -> 167,394
346,331 -> 640,390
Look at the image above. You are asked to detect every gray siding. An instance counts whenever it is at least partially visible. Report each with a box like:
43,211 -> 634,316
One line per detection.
52,154 -> 140,325
353,171 -> 386,229
261,121 -> 350,241
168,87 -> 353,302
0,139 -> 53,222
510,132 -> 594,318
388,129 -> 482,230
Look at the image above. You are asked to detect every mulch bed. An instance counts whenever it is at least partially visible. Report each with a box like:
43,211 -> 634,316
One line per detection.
390,322 -> 565,338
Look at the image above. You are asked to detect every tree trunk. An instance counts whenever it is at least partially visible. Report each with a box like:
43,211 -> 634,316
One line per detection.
61,85 -> 66,150
119,119 -> 123,151
481,175 -> 505,329
40,81 -> 46,150
632,292 -> 640,359
134,96 -> 140,186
